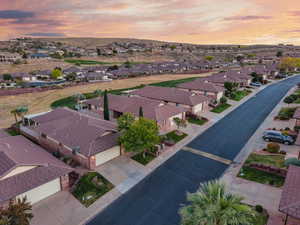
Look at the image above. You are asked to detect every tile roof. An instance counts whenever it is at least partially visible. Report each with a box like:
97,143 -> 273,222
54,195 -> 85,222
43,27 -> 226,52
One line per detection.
178,80 -> 224,93
85,94 -> 188,123
131,86 -> 210,106
279,165 -> 300,219
293,108 -> 300,120
0,136 -> 72,203
30,108 -> 119,157
0,129 -> 10,139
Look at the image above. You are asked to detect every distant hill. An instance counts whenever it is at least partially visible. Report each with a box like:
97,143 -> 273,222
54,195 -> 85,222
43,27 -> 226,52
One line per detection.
36,37 -> 169,48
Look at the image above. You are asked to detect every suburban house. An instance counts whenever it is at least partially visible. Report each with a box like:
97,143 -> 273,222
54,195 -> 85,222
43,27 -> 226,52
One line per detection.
0,52 -> 21,63
0,135 -> 72,207
130,86 -> 211,115
21,108 -> 121,169
178,80 -> 224,101
84,94 -> 188,131
279,165 -> 300,224
11,72 -> 37,82
293,108 -> 300,128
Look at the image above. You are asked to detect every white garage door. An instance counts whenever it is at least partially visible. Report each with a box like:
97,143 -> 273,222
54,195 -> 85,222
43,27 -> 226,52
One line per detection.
193,103 -> 203,114
17,178 -> 61,204
95,146 -> 120,166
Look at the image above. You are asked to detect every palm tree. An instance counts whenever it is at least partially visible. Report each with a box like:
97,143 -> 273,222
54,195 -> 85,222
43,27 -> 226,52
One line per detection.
4,197 -> 33,225
10,109 -> 18,124
179,180 -> 256,225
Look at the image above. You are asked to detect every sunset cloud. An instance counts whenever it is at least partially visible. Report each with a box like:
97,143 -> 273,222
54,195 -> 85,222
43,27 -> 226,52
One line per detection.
0,0 -> 300,44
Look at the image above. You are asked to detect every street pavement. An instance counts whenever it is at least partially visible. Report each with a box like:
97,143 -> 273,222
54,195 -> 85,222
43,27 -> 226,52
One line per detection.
87,75 -> 300,225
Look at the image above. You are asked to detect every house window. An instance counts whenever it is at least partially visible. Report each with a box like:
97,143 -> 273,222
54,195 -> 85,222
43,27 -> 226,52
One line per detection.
176,103 -> 179,107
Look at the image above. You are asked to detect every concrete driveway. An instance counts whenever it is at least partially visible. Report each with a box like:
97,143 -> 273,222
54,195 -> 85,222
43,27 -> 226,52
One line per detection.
87,76 -> 300,225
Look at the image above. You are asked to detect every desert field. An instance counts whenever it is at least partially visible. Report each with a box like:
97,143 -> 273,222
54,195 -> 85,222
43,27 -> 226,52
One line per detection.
0,72 -> 211,128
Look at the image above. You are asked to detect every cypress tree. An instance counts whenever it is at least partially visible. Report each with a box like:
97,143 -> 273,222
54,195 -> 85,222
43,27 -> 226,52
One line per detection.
139,106 -> 144,118
103,90 -> 110,121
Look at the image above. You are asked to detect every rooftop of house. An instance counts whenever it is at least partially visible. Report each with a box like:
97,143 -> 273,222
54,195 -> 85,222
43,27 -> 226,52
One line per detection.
84,94 -> 188,123
177,79 -> 224,93
293,108 -> 300,120
279,165 -> 300,219
131,86 -> 211,106
0,135 -> 72,203
30,107 -> 119,157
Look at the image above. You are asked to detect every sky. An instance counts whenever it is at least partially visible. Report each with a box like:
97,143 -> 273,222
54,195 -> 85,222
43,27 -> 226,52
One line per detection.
1,0 -> 300,45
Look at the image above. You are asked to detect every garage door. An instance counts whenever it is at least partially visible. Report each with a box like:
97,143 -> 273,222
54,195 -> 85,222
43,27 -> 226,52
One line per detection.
17,178 -> 61,204
95,146 -> 120,166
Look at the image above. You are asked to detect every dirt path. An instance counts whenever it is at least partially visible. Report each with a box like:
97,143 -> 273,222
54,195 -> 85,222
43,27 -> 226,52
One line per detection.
0,72 -> 211,128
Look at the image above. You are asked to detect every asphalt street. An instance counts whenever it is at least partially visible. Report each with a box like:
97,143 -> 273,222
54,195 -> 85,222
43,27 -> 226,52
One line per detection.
87,75 -> 300,225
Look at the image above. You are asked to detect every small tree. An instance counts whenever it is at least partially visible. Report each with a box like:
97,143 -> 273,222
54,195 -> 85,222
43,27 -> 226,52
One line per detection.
51,69 -> 62,80
173,117 -> 187,131
103,90 -> 110,121
220,96 -> 227,105
204,56 -> 214,61
11,106 -> 28,123
119,118 -> 160,158
93,89 -> 102,97
276,51 -> 283,58
266,142 -> 280,153
139,106 -> 144,118
2,197 -> 33,225
117,113 -> 135,132
3,74 -> 13,81
224,82 -> 238,96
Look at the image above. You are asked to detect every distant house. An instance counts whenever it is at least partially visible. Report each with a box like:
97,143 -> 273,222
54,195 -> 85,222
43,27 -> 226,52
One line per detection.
178,80 -> 224,101
21,108 -> 120,169
28,53 -> 50,60
0,52 -> 22,63
130,86 -> 211,115
84,94 -> 188,132
0,135 -> 72,207
11,72 -> 37,82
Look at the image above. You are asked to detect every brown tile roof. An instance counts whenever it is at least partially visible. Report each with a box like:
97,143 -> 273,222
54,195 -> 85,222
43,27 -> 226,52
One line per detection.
178,80 -> 224,93
0,136 -> 72,203
279,165 -> 300,219
130,86 -> 210,106
85,94 -> 188,123
293,108 -> 300,120
0,129 -> 10,139
30,108 -> 119,157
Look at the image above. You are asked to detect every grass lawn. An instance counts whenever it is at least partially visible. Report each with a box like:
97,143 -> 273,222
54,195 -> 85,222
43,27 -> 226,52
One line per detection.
131,152 -> 156,165
65,59 -> 113,65
166,130 -> 188,143
211,103 -> 231,113
230,90 -> 251,101
276,107 -> 297,120
72,172 -> 114,207
238,166 -> 285,187
187,117 -> 208,126
244,153 -> 285,168
6,128 -> 20,136
150,77 -> 199,87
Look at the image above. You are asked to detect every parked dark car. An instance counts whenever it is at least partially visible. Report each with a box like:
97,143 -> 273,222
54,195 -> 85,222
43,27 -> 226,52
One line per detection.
275,74 -> 287,79
263,130 -> 295,145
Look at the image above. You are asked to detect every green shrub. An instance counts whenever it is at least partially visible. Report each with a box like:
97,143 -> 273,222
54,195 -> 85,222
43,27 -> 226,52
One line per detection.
285,158 -> 300,167
255,205 -> 263,213
266,143 -> 280,153
284,96 -> 294,104
220,96 -> 227,104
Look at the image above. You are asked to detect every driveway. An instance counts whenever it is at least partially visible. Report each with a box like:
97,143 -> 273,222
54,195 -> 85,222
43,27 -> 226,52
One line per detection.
87,76 -> 300,225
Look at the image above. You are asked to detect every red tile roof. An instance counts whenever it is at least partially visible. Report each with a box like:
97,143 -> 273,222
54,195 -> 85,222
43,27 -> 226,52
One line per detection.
85,94 -> 188,123
178,80 -> 224,93
293,108 -> 300,120
0,136 -> 72,203
30,108 -> 119,157
279,165 -> 300,219
130,86 -> 210,106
